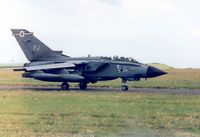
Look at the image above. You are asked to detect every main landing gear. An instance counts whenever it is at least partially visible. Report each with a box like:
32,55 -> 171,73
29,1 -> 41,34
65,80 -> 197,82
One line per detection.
61,82 -> 88,90
61,82 -> 69,90
122,80 -> 129,91
79,82 -> 87,90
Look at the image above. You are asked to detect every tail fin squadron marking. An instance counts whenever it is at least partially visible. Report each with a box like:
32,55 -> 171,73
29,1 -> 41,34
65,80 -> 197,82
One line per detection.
13,30 -> 33,38
32,45 -> 41,54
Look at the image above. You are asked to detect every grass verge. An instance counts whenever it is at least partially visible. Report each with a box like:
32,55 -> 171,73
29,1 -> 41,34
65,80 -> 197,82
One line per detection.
0,91 -> 199,137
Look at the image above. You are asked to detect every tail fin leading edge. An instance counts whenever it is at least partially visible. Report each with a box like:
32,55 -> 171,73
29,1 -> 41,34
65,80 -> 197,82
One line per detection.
11,29 -> 68,61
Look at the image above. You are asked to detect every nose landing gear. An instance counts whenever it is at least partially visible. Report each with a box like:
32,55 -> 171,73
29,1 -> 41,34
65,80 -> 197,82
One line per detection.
121,79 -> 129,91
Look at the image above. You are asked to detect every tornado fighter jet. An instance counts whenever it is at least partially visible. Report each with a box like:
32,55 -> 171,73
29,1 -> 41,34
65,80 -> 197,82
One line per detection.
11,29 -> 167,91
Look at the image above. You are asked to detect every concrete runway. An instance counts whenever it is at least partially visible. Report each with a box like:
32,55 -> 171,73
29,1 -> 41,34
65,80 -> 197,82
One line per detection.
0,86 -> 200,95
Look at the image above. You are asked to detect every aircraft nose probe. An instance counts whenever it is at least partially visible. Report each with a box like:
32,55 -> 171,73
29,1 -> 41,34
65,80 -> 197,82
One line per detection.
147,66 -> 167,78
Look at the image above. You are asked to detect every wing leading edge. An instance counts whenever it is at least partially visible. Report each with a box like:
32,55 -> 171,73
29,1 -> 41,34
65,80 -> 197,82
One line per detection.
14,61 -> 88,71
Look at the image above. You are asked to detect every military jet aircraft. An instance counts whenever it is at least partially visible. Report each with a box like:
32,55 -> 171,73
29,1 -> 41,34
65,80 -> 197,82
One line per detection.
11,29 -> 167,91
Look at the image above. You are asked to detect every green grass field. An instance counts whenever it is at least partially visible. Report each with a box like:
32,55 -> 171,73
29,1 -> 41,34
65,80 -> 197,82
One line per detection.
1,68 -> 200,89
0,91 -> 200,137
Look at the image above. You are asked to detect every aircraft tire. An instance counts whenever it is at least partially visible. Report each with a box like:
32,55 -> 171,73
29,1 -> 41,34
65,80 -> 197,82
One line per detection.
122,85 -> 128,91
61,82 -> 69,90
80,82 -> 87,90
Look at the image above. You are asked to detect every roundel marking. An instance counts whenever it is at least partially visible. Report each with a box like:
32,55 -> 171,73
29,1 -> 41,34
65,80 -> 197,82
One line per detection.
19,31 -> 25,37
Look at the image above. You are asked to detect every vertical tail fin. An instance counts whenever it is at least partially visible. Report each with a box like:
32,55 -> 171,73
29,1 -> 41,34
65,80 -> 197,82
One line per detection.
11,29 -> 69,61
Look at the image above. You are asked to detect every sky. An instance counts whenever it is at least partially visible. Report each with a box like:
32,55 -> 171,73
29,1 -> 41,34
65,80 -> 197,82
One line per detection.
0,0 -> 200,68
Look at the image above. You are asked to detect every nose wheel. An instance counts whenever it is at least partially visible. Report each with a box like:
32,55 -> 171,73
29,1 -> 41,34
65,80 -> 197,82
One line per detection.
122,85 -> 129,91
61,82 -> 69,90
122,80 -> 129,91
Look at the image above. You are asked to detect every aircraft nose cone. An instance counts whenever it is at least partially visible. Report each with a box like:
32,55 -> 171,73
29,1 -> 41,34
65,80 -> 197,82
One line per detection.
147,66 -> 167,78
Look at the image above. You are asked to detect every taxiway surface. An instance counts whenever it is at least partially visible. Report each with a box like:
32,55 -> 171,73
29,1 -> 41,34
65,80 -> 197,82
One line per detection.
0,86 -> 200,95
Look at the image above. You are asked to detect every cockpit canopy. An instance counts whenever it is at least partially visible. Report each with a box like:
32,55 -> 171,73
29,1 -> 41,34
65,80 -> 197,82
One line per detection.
101,56 -> 140,63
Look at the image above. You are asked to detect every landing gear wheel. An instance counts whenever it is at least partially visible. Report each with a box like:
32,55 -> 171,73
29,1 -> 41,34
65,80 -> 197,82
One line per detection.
121,79 -> 129,91
122,85 -> 129,91
61,82 -> 69,90
80,82 -> 87,90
